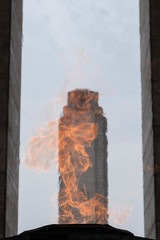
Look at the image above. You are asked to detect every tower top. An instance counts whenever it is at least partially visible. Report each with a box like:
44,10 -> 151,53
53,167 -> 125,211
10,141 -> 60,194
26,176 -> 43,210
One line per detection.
67,89 -> 99,111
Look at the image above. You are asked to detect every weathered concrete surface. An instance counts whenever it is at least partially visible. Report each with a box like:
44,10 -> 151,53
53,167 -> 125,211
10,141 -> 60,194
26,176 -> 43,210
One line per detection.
0,0 -> 22,238
140,0 -> 160,239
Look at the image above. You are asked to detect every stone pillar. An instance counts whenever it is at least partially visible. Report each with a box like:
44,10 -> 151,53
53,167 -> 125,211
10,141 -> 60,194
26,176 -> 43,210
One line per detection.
58,89 -> 108,224
140,1 -> 160,239
0,0 -> 22,238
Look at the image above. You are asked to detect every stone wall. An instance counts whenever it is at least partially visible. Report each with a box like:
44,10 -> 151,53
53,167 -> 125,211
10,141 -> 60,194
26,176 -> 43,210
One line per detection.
140,0 -> 160,239
0,0 -> 22,238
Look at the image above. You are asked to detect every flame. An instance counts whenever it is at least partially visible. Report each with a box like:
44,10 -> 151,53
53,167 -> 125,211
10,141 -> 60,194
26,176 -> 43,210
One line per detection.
145,164 -> 160,175
23,89 -> 133,226
23,121 -> 58,172
23,89 -> 108,224
58,89 -> 108,224
58,122 -> 108,223
109,204 -> 133,226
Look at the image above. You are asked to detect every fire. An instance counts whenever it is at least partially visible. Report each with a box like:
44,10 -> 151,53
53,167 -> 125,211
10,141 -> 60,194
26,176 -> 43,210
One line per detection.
109,204 -> 133,226
58,89 -> 108,224
23,89 -> 133,226
58,121 -> 108,223
23,120 -> 58,172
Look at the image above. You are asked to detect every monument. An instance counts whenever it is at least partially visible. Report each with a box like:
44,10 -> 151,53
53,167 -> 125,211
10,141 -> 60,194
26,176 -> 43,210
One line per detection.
58,89 -> 108,224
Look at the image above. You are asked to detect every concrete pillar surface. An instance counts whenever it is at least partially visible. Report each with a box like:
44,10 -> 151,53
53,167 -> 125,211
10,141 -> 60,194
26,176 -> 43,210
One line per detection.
0,0 -> 22,238
140,0 -> 160,239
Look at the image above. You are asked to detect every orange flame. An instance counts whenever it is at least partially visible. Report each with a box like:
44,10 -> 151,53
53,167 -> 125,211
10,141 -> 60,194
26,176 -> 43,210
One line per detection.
58,122 -> 108,223
23,89 -> 133,226
58,89 -> 108,224
109,204 -> 133,226
23,121 -> 58,172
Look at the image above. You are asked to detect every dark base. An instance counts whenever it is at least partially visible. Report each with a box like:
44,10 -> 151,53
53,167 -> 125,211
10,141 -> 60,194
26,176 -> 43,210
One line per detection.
3,224 -> 152,240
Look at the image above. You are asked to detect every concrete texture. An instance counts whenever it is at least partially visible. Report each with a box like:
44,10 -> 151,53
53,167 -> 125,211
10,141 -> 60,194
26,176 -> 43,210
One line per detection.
0,0 -> 22,238
0,224 -> 150,240
58,89 -> 108,224
140,0 -> 160,239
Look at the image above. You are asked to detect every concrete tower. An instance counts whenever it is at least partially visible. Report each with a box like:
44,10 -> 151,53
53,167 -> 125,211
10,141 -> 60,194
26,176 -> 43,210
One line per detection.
58,89 -> 108,224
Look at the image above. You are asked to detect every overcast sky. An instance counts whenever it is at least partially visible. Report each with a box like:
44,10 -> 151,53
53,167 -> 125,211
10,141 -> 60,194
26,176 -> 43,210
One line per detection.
19,0 -> 144,237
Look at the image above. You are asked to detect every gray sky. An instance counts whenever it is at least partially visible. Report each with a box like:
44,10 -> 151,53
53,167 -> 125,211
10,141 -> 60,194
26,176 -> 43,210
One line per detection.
19,0 -> 144,237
